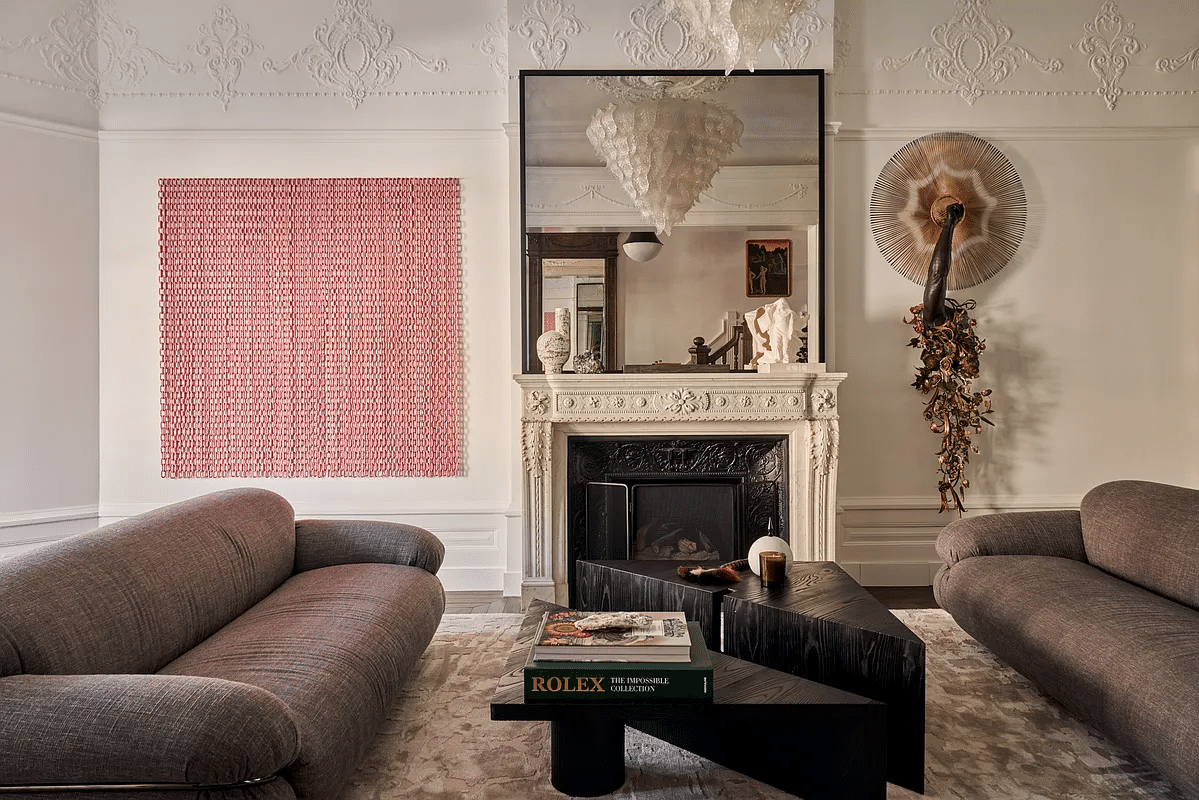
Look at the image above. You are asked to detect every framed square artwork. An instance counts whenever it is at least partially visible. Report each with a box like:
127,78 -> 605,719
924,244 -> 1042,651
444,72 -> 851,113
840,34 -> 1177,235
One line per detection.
746,239 -> 791,297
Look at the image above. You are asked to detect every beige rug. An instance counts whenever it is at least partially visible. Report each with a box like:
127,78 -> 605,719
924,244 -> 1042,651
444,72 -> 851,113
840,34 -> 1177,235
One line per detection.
343,611 -> 1183,799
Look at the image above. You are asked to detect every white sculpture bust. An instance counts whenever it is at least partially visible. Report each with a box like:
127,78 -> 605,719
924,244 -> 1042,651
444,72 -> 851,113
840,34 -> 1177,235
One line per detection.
748,298 -> 806,367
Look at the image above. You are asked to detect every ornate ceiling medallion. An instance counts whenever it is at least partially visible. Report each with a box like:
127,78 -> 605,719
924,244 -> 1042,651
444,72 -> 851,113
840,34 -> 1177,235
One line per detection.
870,131 -> 1026,290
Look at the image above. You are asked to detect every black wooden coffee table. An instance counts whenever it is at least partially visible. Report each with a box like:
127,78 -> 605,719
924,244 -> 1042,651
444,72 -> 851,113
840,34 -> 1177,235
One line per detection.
491,599 -> 887,799
576,559 -> 926,793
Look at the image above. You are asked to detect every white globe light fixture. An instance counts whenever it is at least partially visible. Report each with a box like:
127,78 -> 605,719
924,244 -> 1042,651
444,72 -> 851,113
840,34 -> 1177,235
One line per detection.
622,231 -> 664,262
663,0 -> 807,73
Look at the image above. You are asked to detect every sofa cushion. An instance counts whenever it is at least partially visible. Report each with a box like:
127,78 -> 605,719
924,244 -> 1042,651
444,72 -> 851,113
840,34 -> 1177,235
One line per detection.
0,673 -> 299,786
939,554 -> 1199,798
160,563 -> 445,800
1081,480 -> 1199,610
0,488 -> 296,677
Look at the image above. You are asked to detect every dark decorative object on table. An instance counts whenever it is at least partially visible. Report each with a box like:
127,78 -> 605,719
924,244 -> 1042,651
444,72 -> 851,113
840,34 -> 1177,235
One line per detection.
676,563 -> 743,584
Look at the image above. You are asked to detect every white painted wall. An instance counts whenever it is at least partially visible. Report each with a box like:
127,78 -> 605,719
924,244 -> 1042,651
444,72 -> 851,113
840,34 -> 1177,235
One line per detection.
0,117 -> 100,550
97,131 -> 512,591
1,0 -> 1196,587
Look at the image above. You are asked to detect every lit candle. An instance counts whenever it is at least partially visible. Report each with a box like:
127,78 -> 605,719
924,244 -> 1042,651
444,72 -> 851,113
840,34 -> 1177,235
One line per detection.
759,551 -> 787,585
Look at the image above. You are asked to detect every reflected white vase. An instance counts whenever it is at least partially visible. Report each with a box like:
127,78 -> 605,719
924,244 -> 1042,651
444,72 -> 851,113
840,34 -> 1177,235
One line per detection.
536,308 -> 571,374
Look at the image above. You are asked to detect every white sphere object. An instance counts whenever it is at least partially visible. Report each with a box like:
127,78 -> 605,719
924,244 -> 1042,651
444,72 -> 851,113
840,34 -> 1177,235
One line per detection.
747,535 -> 794,576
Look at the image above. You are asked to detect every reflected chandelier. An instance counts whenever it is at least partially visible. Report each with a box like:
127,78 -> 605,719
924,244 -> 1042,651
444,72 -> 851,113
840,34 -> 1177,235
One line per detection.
663,0 -> 807,73
586,77 -> 743,235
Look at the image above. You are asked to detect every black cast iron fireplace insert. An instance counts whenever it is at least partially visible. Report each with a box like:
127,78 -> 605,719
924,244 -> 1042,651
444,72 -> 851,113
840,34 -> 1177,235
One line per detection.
565,435 -> 788,607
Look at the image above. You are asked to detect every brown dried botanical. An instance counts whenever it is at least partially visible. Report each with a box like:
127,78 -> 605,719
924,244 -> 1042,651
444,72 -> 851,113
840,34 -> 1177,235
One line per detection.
906,298 -> 994,515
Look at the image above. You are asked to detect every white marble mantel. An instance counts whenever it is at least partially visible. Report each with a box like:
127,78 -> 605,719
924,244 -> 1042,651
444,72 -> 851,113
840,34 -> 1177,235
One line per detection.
514,369 -> 847,607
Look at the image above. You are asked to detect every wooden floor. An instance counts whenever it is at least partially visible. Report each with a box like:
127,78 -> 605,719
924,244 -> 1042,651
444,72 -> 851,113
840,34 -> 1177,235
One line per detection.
445,585 -> 938,614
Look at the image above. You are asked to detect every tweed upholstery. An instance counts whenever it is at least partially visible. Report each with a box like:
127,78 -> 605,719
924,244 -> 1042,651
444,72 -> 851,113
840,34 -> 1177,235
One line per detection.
939,554 -> 1199,798
294,518 -> 445,575
1081,480 -> 1199,611
0,488 -> 295,678
0,489 -> 445,800
935,509 -> 1086,567
161,563 -> 445,800
0,674 -> 299,785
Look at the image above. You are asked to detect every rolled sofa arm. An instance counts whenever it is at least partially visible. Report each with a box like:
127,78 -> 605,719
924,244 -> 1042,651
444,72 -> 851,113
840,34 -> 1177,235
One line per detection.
293,519 -> 445,575
936,509 -> 1087,567
0,674 -> 299,787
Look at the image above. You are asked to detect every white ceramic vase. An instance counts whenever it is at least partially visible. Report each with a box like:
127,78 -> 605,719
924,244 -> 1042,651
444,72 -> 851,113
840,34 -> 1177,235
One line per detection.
536,308 -> 571,374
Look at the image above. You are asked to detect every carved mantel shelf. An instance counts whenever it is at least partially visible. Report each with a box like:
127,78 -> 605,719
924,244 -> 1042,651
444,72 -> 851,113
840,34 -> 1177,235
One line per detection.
514,370 -> 847,607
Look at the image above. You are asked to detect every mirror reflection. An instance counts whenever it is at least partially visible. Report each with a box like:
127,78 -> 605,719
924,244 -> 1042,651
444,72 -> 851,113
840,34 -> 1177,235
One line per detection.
521,70 -> 824,374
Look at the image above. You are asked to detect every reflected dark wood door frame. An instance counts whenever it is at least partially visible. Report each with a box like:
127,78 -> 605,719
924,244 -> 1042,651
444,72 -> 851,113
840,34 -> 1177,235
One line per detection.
525,232 -> 619,373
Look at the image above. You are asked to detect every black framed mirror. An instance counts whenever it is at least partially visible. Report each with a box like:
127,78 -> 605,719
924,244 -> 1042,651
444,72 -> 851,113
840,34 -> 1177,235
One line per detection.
520,69 -> 825,374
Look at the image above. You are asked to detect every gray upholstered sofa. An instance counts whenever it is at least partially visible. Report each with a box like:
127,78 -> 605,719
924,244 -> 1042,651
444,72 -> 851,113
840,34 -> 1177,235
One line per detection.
935,479 -> 1199,798
0,488 -> 446,800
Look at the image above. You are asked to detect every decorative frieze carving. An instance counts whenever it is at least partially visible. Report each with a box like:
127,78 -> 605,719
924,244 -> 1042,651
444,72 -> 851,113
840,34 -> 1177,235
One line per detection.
523,383 -> 821,423
617,2 -> 718,70
1076,1 -> 1141,110
262,0 -> 446,108
773,0 -> 827,68
475,8 -> 508,79
879,0 -> 1062,105
191,6 -> 258,111
43,0 -> 191,106
513,0 -> 587,70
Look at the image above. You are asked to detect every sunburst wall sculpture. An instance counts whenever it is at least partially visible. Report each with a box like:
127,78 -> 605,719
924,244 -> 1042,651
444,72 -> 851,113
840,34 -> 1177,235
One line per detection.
870,132 -> 1027,515
871,131 -> 1026,290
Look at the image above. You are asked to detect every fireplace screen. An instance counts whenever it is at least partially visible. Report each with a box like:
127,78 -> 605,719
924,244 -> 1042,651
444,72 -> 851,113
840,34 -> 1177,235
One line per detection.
631,484 -> 734,561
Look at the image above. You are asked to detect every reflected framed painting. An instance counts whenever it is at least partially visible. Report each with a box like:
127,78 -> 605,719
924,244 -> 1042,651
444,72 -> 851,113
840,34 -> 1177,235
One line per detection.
746,239 -> 791,297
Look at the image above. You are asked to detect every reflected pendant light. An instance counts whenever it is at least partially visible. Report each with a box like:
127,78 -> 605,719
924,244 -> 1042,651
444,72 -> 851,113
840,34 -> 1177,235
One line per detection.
663,0 -> 807,73
623,231 -> 664,262
587,94 -> 743,235
870,131 -> 1027,290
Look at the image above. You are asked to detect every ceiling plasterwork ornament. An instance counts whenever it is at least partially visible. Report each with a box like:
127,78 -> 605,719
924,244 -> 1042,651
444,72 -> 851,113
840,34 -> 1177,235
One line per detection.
870,132 -> 1027,290
262,0 -> 447,109
0,36 -> 41,55
1155,43 -> 1199,74
879,0 -> 1062,105
771,0 -> 827,68
42,0 -> 192,106
1075,1 -> 1141,111
474,7 -> 508,80
513,0 -> 588,70
190,6 -> 258,111
831,15 -> 850,74
616,1 -> 719,69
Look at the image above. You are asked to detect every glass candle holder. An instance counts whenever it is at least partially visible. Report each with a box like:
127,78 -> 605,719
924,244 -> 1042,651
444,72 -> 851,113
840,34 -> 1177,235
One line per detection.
759,551 -> 787,585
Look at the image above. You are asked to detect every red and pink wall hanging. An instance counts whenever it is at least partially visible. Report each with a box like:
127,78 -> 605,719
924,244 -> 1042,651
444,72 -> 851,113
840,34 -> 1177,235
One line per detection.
159,177 -> 463,478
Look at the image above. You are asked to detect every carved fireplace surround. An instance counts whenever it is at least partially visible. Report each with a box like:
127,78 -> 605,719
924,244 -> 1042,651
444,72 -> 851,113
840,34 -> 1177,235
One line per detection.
515,371 -> 847,607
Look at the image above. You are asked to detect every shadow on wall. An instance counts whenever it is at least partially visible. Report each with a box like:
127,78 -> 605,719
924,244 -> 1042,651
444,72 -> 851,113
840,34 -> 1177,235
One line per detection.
968,301 -> 1059,505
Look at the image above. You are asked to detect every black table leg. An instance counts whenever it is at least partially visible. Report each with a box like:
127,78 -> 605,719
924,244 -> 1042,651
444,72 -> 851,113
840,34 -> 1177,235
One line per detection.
549,717 -> 625,796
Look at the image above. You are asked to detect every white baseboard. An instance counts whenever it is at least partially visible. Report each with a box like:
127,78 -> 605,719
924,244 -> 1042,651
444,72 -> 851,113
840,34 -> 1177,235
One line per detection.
0,505 -> 99,530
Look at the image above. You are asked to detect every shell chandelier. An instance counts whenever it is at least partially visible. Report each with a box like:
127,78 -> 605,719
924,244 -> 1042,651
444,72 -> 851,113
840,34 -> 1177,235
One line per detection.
586,77 -> 743,235
662,0 -> 807,72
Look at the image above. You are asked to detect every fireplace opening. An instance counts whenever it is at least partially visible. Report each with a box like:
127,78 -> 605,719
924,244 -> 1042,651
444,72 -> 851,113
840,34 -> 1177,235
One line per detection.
567,435 -> 787,606
631,483 -> 734,561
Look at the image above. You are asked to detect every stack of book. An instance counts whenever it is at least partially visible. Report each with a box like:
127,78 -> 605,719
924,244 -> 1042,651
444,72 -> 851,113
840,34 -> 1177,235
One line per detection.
523,609 -> 714,703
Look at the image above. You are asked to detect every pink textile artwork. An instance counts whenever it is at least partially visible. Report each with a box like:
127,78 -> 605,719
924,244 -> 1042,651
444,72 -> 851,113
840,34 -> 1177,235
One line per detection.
159,177 -> 462,478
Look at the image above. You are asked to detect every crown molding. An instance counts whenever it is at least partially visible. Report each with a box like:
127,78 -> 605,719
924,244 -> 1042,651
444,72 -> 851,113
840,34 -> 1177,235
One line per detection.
834,125 -> 1199,142
98,128 -> 507,144
0,110 -> 98,141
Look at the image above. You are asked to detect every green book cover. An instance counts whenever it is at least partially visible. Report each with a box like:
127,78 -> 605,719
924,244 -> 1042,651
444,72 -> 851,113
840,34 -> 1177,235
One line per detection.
524,622 -> 713,702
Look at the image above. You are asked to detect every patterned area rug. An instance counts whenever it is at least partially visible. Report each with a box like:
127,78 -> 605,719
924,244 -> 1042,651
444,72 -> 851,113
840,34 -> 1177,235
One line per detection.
343,611 -> 1182,799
